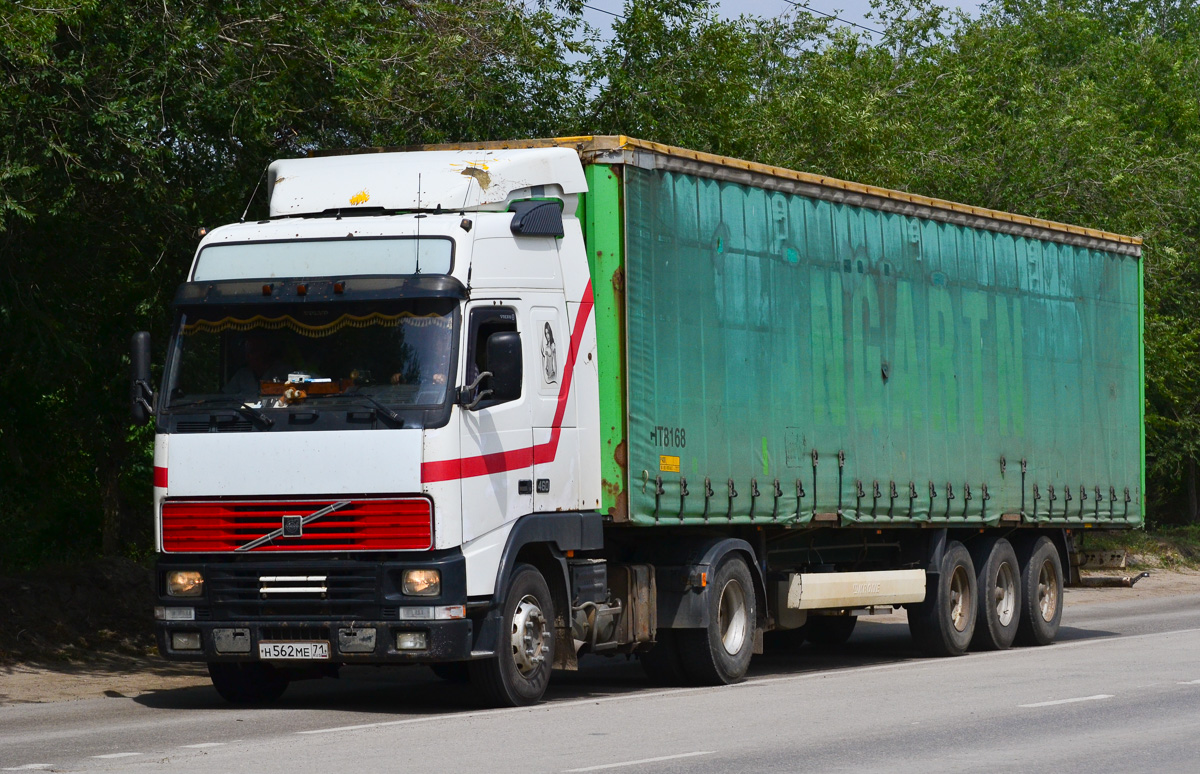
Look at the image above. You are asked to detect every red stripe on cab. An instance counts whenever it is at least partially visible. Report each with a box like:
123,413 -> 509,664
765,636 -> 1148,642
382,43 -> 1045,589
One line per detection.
420,282 -> 595,484
153,466 -> 168,488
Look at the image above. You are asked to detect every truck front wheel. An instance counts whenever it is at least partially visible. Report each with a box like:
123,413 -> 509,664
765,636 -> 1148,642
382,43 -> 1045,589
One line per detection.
470,563 -> 555,706
677,555 -> 756,685
908,541 -> 977,657
1015,536 -> 1063,646
207,662 -> 289,704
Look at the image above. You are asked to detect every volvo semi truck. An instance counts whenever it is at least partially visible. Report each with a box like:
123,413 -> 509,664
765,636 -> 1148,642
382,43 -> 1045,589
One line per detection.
132,136 -> 1144,706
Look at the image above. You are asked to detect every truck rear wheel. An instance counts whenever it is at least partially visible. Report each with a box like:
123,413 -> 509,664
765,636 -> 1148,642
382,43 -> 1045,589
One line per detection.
207,662 -> 289,704
677,554 -> 756,685
970,538 -> 1021,651
469,563 -> 555,707
804,615 -> 857,648
908,541 -> 977,657
1015,536 -> 1063,646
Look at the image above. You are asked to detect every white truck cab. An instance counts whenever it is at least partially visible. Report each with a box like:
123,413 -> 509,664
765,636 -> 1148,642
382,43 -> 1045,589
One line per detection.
138,147 -> 605,706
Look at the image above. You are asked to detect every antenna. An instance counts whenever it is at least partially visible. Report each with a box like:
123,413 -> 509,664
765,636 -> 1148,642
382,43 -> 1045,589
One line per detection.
415,173 -> 422,275
461,168 -> 475,212
239,164 -> 270,223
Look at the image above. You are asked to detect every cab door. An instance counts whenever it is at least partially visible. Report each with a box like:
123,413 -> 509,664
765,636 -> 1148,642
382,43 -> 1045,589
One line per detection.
528,297 -> 577,512
458,301 -> 534,542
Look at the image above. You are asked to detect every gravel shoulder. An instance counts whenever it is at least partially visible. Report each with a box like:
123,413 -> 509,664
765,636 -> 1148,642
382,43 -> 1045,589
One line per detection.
4,568 -> 1199,706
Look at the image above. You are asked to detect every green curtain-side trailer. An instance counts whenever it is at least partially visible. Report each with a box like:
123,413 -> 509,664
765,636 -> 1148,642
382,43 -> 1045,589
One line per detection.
573,138 -> 1144,531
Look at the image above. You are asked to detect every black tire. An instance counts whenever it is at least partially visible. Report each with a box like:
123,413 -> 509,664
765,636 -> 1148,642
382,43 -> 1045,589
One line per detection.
429,662 -> 471,682
639,629 -> 689,686
1015,536 -> 1064,646
207,662 -> 289,704
676,554 -> 756,685
969,537 -> 1021,651
805,615 -> 858,648
908,541 -> 977,657
469,563 -> 555,707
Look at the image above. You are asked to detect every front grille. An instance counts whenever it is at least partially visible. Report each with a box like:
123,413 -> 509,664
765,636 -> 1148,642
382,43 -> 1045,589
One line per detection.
175,418 -> 253,433
162,497 -> 432,552
208,566 -> 379,620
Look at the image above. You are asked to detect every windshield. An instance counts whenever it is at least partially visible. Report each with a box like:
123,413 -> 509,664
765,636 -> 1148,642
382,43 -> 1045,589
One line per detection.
163,299 -> 457,418
193,237 -> 453,281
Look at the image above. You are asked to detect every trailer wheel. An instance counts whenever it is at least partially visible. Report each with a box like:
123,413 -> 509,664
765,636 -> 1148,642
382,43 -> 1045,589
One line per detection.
639,629 -> 688,685
908,541 -> 977,657
970,538 -> 1021,651
805,615 -> 858,648
469,563 -> 554,707
1015,536 -> 1063,646
207,662 -> 289,704
677,554 -> 756,685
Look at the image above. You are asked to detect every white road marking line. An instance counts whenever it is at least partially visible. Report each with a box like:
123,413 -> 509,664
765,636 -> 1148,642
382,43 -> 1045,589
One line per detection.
296,626 -> 1200,736
1019,694 -> 1114,708
1178,679 -> 1200,685
91,752 -> 143,759
181,743 -> 227,748
296,686 -> 718,735
563,751 -> 715,772
2,766 -> 54,771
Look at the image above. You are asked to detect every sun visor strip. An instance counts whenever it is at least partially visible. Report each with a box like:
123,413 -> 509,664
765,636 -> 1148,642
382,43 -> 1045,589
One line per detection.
173,275 -> 467,306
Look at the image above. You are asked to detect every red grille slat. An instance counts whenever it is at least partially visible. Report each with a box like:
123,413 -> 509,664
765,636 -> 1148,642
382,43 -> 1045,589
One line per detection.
162,498 -> 432,552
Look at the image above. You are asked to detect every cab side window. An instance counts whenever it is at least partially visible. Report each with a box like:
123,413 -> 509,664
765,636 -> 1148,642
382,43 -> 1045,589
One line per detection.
466,307 -> 519,407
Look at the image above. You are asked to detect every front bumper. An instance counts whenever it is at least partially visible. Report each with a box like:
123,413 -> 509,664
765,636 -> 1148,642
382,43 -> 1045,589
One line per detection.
154,550 -> 487,663
156,618 -> 474,663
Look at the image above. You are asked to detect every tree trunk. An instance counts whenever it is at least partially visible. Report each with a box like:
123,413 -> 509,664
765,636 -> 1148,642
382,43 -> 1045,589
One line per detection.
100,458 -> 124,557
1188,458 -> 1199,526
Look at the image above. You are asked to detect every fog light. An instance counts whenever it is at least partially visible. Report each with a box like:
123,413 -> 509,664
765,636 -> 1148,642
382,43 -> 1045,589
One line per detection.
402,569 -> 440,596
167,570 -> 204,597
154,606 -> 195,621
395,631 -> 427,650
171,632 -> 202,650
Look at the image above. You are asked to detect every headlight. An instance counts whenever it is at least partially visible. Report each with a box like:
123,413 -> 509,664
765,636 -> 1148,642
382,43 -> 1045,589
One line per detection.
402,569 -> 440,596
166,570 -> 205,597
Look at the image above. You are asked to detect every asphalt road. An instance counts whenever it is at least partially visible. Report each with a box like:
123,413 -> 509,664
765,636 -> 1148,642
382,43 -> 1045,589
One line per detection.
3,591 -> 1199,773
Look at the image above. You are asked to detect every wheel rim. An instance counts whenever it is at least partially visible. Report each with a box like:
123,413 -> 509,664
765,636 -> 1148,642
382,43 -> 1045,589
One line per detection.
994,561 -> 1017,627
948,565 -> 971,632
1037,560 -> 1059,623
510,594 -> 549,676
718,578 -> 748,655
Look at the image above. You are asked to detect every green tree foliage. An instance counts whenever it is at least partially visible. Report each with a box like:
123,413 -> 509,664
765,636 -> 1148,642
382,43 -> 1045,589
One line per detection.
2,0 -> 1198,569
0,0 -> 582,567
588,0 -> 1200,523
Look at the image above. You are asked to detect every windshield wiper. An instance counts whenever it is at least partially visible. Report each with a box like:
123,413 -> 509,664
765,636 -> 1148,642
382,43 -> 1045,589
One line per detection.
234,403 -> 274,429
352,394 -> 405,427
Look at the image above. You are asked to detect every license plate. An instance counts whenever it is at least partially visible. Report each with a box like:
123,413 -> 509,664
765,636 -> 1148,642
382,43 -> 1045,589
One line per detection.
258,641 -> 330,660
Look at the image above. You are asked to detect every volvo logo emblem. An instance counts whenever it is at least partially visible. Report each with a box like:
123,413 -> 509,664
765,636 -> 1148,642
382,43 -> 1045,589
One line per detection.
282,515 -> 303,537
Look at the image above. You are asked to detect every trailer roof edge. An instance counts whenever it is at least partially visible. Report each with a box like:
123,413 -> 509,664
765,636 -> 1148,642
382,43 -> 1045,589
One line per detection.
315,136 -> 1143,257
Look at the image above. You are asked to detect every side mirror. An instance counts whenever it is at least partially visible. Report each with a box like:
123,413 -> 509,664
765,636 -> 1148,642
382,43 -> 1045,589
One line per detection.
486,331 -> 523,402
131,331 -> 155,425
